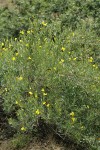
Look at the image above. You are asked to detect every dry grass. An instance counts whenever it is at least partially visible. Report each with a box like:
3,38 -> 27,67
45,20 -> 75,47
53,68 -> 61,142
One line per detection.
0,134 -> 77,150
0,0 -> 14,8
0,137 -> 71,150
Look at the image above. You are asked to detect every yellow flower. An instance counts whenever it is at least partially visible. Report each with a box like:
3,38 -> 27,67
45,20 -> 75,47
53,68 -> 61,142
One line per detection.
41,88 -> 45,92
20,30 -> 24,35
53,67 -> 56,70
34,92 -> 38,98
61,59 -> 64,63
61,47 -> 65,52
27,30 -> 31,34
73,57 -> 77,60
16,101 -> 18,104
29,91 -> 33,95
26,44 -> 29,47
20,40 -> 22,43
17,76 -> 23,81
71,117 -> 76,122
72,32 -> 75,36
95,66 -> 98,69
28,56 -> 31,60
93,64 -> 96,67
19,76 -> 23,80
43,93 -> 47,96
93,64 -> 98,69
47,104 -> 50,107
5,88 -> 7,92
15,52 -> 19,56
31,29 -> 33,33
21,127 -> 26,131
42,21 -> 47,26
43,101 -> 46,105
1,43 -> 4,47
2,48 -> 7,51
15,38 -> 17,41
12,57 -> 16,61
59,59 -> 64,64
88,57 -> 93,62
35,109 -> 40,115
70,112 -> 75,117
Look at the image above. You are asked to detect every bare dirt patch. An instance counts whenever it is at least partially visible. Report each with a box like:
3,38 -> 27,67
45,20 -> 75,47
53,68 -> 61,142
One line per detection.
0,140 -> 10,150
21,136 -> 69,150
0,135 -> 75,150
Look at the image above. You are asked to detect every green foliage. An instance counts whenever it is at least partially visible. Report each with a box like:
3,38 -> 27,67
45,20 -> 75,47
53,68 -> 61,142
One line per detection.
9,133 -> 32,149
0,0 -> 100,149
0,18 -> 100,149
0,0 -> 100,39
